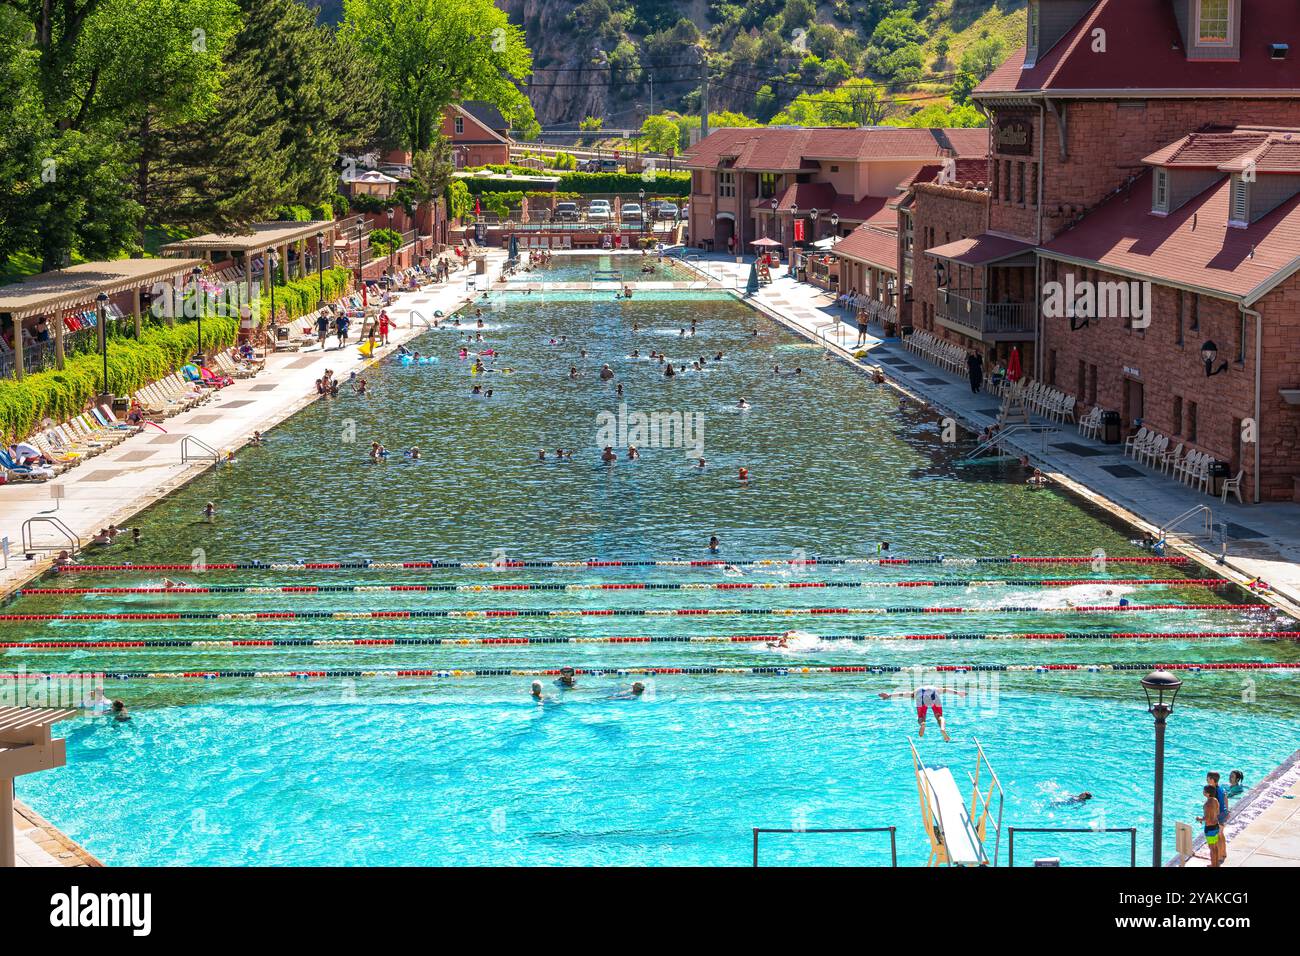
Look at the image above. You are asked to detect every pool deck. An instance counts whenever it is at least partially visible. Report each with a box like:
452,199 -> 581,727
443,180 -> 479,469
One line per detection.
10,800 -> 102,867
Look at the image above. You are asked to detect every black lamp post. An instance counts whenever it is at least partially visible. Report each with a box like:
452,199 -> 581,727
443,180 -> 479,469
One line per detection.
386,207 -> 396,278
265,252 -> 278,342
1140,669 -> 1183,867
316,232 -> 325,308
792,203 -> 800,248
769,198 -> 778,240
355,216 -> 365,297
190,266 -> 203,363
1201,340 -> 1229,377
809,207 -> 820,242
96,291 -> 110,402
639,187 -> 646,243
829,211 -> 840,237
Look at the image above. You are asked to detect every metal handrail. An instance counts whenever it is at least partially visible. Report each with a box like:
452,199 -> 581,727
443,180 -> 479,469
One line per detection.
22,516 -> 80,557
752,827 -> 897,867
1161,504 -> 1213,539
968,738 -> 1005,867
1007,826 -> 1138,867
180,434 -> 221,464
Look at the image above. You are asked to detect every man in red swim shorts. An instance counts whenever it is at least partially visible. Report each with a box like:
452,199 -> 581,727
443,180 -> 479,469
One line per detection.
879,684 -> 966,742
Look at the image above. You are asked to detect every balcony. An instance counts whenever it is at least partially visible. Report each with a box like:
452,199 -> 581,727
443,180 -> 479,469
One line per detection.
936,287 -> 1037,342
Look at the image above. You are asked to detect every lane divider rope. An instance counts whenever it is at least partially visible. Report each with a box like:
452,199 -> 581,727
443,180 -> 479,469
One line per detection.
3,630 -> 1296,650
20,578 -> 1231,597
0,604 -> 1271,623
54,555 -> 1194,573
3,661 -> 1295,680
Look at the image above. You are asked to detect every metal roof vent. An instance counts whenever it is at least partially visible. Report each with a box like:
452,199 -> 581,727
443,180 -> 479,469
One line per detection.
1271,43 -> 1289,60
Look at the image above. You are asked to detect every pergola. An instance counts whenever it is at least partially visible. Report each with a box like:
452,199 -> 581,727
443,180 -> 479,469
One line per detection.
160,221 -> 339,290
0,706 -> 77,867
0,258 -> 205,379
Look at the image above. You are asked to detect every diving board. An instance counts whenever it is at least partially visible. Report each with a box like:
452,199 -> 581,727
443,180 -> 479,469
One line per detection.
911,738 -> 1004,867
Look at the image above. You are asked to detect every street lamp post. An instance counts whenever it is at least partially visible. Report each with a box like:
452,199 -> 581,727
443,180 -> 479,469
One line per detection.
386,207 -> 396,280
355,216 -> 365,298
829,212 -> 840,237
1140,669 -> 1183,867
638,188 -> 646,245
316,232 -> 325,308
96,292 -> 110,403
190,266 -> 204,365
809,207 -> 820,242
267,252 -> 278,341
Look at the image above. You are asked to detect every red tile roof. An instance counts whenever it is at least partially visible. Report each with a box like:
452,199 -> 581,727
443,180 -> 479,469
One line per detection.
1041,169 -> 1300,302
898,158 -> 993,189
773,184 -> 895,225
681,126 -> 989,170
976,0 -> 1300,98
925,234 -> 1036,266
1144,128 -> 1300,174
832,225 -> 899,271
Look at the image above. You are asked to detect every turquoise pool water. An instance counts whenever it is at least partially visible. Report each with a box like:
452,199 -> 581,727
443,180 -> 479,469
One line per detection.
7,284 -> 1299,866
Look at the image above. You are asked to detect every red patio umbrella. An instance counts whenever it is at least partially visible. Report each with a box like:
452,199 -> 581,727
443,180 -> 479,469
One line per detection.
1007,346 -> 1022,382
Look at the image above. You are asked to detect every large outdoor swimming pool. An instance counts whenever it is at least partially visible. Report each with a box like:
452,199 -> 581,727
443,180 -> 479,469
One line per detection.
7,280 -> 1299,866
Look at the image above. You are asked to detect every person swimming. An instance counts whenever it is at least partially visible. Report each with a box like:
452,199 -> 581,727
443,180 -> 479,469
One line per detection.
1053,791 -> 1094,805
406,446 -> 421,460
610,681 -> 646,700
601,446 -> 617,464
709,535 -> 720,553
737,398 -> 750,410
556,666 -> 577,688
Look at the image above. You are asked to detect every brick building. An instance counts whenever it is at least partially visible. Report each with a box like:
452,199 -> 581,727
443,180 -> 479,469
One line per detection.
443,101 -> 514,168
960,0 -> 1300,501
679,127 -> 988,254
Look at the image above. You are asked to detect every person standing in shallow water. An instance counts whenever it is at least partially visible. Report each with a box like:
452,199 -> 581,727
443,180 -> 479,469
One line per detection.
966,350 -> 984,394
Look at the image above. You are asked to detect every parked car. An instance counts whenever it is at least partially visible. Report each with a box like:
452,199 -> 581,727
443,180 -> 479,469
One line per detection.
553,202 -> 579,222
654,202 -> 679,221
586,200 -> 611,222
620,203 -> 643,223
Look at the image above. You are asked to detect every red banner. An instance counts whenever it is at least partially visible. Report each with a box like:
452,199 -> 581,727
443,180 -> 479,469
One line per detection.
793,218 -> 805,242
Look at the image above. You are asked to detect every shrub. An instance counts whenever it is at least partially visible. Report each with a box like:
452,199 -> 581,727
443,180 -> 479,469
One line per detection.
0,316 -> 237,442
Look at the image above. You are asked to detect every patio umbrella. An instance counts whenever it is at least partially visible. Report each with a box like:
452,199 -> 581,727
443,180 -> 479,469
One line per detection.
749,237 -> 782,247
1007,346 -> 1022,382
745,261 -> 759,297
508,233 -> 519,261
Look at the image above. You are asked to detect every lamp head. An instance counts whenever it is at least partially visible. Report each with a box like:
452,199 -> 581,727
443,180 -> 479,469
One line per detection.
1140,669 -> 1183,714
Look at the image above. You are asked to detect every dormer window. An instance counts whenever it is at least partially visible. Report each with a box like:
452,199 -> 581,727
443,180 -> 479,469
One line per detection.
1196,0 -> 1232,45
1152,169 -> 1169,214
455,116 -> 464,135
1229,174 -> 1250,227
1024,1 -> 1040,67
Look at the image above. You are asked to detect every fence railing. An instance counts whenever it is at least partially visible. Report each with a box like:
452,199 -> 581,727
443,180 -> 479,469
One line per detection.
1007,826 -> 1138,867
937,287 -> 1037,337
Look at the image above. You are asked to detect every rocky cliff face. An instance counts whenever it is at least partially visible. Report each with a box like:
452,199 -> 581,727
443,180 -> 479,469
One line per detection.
500,0 -> 616,126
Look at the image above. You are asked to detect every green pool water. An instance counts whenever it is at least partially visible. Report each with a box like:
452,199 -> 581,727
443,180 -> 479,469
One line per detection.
8,286 -> 1298,866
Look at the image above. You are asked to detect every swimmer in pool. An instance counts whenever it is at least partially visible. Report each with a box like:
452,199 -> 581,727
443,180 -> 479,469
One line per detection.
556,666 -> 577,688
879,685 -> 965,741
696,457 -> 707,469
406,446 -> 421,460
709,535 -> 720,553
111,700 -> 130,722
601,446 -> 617,464
161,578 -> 189,590
1054,791 -> 1094,805
627,445 -> 640,460
737,398 -> 750,410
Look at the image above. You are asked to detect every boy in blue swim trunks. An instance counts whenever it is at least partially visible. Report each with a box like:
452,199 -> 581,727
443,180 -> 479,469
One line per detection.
1199,784 -> 1222,867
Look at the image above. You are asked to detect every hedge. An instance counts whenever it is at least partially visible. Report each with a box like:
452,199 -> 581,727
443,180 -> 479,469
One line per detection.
259,266 -> 353,324
0,316 -> 237,443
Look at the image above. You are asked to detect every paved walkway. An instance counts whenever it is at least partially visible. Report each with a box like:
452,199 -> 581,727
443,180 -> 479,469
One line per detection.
12,801 -> 101,867
0,252 -> 507,600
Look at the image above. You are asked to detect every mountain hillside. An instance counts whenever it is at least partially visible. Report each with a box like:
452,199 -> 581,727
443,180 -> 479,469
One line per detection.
309,0 -> 1027,128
